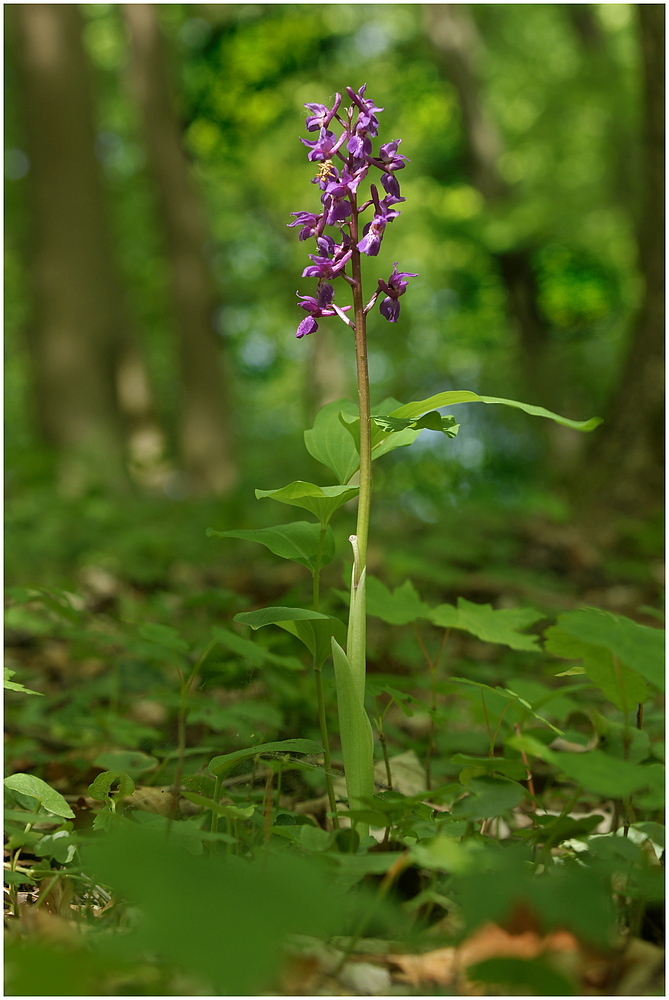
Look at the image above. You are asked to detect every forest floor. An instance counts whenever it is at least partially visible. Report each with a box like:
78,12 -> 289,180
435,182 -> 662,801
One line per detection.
4,493 -> 665,996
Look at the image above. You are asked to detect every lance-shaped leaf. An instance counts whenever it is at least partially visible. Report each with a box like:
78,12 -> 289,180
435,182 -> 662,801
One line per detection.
4,773 -> 75,819
4,667 -> 42,696
390,390 -> 602,432
331,638 -> 375,835
544,624 -> 647,712
366,576 -> 431,626
208,738 -> 324,777
304,398 -> 360,484
547,608 -> 664,692
210,626 -> 302,671
255,481 -> 359,527
208,522 -> 335,572
234,606 -> 346,667
451,678 -> 563,735
429,598 -> 543,651
207,740 -> 325,777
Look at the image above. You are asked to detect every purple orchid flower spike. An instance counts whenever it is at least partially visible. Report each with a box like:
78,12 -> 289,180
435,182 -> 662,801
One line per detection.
295,283 -> 350,338
289,86 -> 414,337
378,264 -> 418,322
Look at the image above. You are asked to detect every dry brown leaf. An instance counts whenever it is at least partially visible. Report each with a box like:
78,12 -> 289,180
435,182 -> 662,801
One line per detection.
386,923 -> 581,989
386,946 -> 456,985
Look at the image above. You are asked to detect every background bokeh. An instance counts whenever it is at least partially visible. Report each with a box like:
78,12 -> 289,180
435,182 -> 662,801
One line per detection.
4,3 -> 663,584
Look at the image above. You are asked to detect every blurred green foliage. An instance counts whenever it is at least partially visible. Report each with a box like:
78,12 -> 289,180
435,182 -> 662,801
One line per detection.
5,3 -> 645,501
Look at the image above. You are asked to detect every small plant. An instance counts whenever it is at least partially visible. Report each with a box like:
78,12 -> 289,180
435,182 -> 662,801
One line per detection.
212,85 -> 601,837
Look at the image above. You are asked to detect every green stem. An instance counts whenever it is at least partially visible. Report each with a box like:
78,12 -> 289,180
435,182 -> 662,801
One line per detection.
313,525 -> 326,611
314,654 -> 340,829
348,196 -> 372,578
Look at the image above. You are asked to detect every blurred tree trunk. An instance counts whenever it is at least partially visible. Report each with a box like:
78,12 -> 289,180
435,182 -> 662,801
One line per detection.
11,4 -> 135,494
423,4 -> 557,413
123,3 -> 237,496
574,4 -> 665,528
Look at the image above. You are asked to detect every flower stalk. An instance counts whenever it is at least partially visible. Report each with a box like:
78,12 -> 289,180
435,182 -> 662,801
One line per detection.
289,85 -> 416,834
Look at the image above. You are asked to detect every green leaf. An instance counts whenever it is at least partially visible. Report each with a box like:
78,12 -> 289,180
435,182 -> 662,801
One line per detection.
430,598 -> 543,651
180,791 -> 255,819
137,622 -> 189,654
88,771 -> 135,802
508,736 -> 662,798
451,678 -> 563,734
209,522 -> 335,572
4,774 -> 74,819
451,775 -> 526,818
366,576 -> 431,625
373,410 -> 460,437
4,667 -> 42,696
550,608 -> 664,691
93,751 -> 156,776
208,739 -> 324,777
254,481 -> 359,526
450,754 -> 529,781
233,607 -> 346,667
304,398 -> 360,483
210,626 -> 302,671
468,958 -> 576,996
390,390 -> 602,432
544,624 -> 648,711
331,638 -> 375,830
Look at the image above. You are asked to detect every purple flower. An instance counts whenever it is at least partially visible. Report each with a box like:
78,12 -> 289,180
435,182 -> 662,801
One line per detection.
295,282 -> 350,338
378,263 -> 418,322
322,165 -> 367,225
287,210 -> 322,241
304,94 -> 342,132
378,140 -> 408,170
357,198 -> 401,257
300,127 -> 346,163
346,84 -> 384,137
302,243 -> 353,279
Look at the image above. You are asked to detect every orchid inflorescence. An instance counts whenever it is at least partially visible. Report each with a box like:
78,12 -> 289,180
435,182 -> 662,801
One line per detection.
289,85 -> 417,338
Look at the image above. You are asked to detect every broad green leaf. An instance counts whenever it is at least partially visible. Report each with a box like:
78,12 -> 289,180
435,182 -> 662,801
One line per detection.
430,598 -> 543,651
209,522 -> 335,572
390,390 -> 602,432
304,398 -> 359,483
508,735 -> 662,798
210,626 -> 302,671
88,771 -> 135,802
451,775 -> 526,818
366,576 -> 431,625
331,638 -> 375,832
451,677 -> 563,734
254,481 -> 359,526
208,739 -> 324,777
552,608 -> 664,691
373,410 -> 460,437
233,607 -> 346,667
544,625 -> 648,711
4,667 -> 42,696
4,773 -> 74,819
